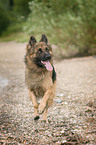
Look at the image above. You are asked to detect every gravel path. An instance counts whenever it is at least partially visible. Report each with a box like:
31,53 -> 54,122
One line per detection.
0,42 -> 96,144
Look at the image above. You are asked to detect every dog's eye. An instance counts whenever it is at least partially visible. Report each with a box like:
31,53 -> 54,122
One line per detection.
46,47 -> 49,52
38,48 -> 42,54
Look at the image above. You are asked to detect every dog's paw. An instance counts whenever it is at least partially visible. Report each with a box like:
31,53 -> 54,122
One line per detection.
34,116 -> 40,120
38,102 -> 47,114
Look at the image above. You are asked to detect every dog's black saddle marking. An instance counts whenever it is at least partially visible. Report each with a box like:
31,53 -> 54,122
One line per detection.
52,66 -> 56,83
24,55 -> 27,64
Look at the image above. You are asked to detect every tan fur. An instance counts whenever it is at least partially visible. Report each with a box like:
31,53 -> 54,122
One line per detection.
25,34 -> 56,122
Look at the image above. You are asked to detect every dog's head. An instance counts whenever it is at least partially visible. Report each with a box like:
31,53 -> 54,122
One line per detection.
26,34 -> 53,71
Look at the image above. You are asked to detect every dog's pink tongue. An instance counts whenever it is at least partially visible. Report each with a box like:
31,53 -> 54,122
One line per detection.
41,61 -> 53,71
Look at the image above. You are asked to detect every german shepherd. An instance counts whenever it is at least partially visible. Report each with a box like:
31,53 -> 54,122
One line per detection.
25,34 -> 56,122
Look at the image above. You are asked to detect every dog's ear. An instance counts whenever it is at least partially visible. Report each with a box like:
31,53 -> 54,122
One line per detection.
40,34 -> 48,43
29,35 -> 37,47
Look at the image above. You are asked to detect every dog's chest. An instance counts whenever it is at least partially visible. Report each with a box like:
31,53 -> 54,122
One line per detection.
33,72 -> 52,97
26,70 -> 53,97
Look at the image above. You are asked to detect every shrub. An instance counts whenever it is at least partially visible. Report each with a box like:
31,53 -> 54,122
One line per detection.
0,2 -> 10,35
24,0 -> 96,56
14,0 -> 32,17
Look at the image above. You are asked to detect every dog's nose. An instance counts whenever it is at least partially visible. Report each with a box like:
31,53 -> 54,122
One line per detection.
45,54 -> 51,60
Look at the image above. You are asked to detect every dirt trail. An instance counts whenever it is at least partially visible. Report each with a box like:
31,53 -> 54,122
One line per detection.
0,42 -> 96,144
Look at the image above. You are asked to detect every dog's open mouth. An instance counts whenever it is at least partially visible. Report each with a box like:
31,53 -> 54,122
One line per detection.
41,60 -> 53,71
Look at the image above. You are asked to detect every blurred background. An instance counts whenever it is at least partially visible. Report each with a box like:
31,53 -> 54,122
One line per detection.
0,0 -> 96,58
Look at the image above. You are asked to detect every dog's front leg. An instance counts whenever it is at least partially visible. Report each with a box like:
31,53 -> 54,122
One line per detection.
43,108 -> 48,122
38,88 -> 54,115
29,89 -> 39,120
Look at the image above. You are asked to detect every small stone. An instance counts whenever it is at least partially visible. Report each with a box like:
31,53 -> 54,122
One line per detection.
34,129 -> 38,133
56,141 -> 60,144
61,130 -> 65,134
55,99 -> 62,103
59,93 -> 64,97
61,140 -> 67,143
64,101 -> 68,104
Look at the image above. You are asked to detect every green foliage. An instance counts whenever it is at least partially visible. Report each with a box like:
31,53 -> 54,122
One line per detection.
0,0 -> 96,56
0,2 -> 10,35
24,0 -> 96,56
14,0 -> 32,17
2,22 -> 23,36
0,0 -> 27,37
0,0 -> 10,10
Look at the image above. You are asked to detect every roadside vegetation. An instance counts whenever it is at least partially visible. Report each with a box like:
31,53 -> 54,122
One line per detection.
0,0 -> 96,57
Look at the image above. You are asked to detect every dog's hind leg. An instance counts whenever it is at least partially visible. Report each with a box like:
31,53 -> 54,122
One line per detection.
29,89 -> 40,120
43,108 -> 48,122
34,108 -> 40,120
